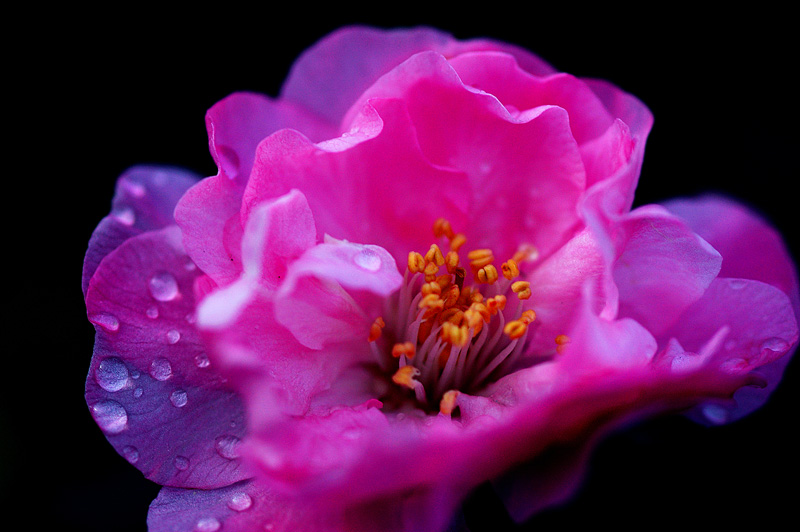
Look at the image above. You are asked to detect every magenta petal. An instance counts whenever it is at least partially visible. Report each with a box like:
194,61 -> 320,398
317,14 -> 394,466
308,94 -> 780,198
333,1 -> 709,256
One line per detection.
148,479 -> 341,532
281,25 -> 556,128
82,165 -> 199,295
663,195 -> 800,307
613,205 -> 722,337
85,226 -> 247,488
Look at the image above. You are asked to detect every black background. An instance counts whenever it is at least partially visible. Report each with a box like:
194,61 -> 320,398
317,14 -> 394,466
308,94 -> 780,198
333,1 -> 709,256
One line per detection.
9,6 -> 797,531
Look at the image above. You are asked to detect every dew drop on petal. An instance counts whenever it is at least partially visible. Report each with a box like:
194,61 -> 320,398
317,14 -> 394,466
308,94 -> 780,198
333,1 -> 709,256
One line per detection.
149,272 -> 179,302
166,329 -> 181,345
170,389 -> 188,408
184,258 -> 197,272
174,455 -> 190,471
122,445 -> 139,464
149,358 -> 173,381
89,313 -> 120,332
91,400 -> 128,434
227,492 -> 252,512
195,353 -> 210,368
354,248 -> 382,272
702,404 -> 728,425
112,207 -> 136,226
195,517 -> 221,532
146,306 -> 159,319
133,387 -> 143,398
215,435 -> 241,459
760,337 -> 790,356
96,357 -> 129,392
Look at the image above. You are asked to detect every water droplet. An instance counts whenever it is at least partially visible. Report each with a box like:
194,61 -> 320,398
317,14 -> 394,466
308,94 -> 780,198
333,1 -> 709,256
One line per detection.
149,358 -> 173,381
702,404 -> 728,425
90,400 -> 128,434
728,279 -> 747,290
174,455 -> 190,470
195,353 -> 210,368
133,387 -> 143,398
184,258 -> 197,272
195,517 -> 221,532
227,492 -> 252,512
170,389 -> 188,408
122,445 -> 139,464
96,357 -> 129,392
185,312 -> 197,324
214,435 -> 241,459
761,337 -> 790,355
149,272 -> 179,302
131,370 -> 140,379
166,329 -> 181,344
146,306 -> 159,319
353,248 -> 381,272
112,208 -> 136,226
89,313 -> 120,332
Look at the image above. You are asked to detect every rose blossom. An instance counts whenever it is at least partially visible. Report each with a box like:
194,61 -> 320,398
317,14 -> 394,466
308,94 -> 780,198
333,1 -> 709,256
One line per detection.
83,26 -> 798,531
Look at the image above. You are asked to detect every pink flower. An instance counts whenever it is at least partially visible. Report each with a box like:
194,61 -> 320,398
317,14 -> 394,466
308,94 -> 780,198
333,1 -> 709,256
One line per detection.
84,26 -> 798,532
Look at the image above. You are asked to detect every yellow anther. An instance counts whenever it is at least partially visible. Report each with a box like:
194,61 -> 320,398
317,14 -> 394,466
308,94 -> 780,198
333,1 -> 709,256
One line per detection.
469,302 -> 491,322
467,248 -> 494,269
423,261 -> 440,276
438,307 -> 464,325
520,309 -> 536,324
421,282 -> 442,297
512,244 -> 539,264
511,281 -> 532,300
463,308 -> 484,333
555,334 -> 571,354
486,294 -> 507,314
501,259 -> 519,280
425,244 -> 445,266
440,390 -> 461,416
450,233 -> 467,252
444,251 -> 460,274
469,290 -> 485,304
418,293 -> 444,312
441,322 -> 469,347
368,317 -> 385,342
504,320 -> 528,340
408,252 -> 425,273
441,285 -> 460,308
433,218 -> 455,240
392,365 -> 421,388
476,264 -> 499,284
435,274 -> 452,290
392,342 -> 416,359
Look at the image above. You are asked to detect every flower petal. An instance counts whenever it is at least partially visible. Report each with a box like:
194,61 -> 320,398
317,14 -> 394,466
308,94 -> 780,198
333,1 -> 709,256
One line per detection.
82,165 -> 198,295
281,25 -> 556,127
147,479 -> 342,532
85,226 -> 247,488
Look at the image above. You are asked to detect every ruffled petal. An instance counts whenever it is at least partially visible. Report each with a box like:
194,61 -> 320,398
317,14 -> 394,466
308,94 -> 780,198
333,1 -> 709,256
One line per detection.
85,226 -> 247,488
281,25 -> 556,128
243,97 -> 469,265
82,165 -> 199,295
344,50 -> 586,261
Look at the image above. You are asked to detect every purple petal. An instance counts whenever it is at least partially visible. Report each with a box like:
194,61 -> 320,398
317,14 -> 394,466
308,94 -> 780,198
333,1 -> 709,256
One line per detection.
82,165 -> 199,295
281,25 -> 556,128
85,226 -> 247,488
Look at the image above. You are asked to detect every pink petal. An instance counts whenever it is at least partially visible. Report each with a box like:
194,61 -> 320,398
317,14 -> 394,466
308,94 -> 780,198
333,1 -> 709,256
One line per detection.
343,50 -> 586,260
612,205 -> 722,337
243,97 -> 469,265
82,165 -> 198,295
85,226 -> 247,488
281,26 -> 556,128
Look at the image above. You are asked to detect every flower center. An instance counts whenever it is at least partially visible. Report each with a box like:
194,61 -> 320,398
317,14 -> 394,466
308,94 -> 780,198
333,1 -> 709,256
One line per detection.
368,218 -> 556,416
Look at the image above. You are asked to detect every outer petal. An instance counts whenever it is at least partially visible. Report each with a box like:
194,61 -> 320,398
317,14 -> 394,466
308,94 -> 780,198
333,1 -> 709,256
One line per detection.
281,25 -> 556,128
147,479 -> 343,532
82,165 -> 199,295
85,226 -> 247,488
